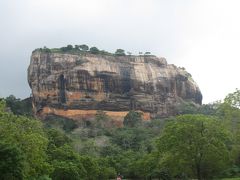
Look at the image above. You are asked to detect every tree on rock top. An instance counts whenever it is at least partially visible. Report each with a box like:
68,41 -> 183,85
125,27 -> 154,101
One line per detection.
79,44 -> 89,51
115,49 -> 125,56
60,45 -> 73,52
90,47 -> 100,54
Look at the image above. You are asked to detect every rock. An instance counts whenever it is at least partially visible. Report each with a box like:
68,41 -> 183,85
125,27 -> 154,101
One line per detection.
28,50 -> 202,123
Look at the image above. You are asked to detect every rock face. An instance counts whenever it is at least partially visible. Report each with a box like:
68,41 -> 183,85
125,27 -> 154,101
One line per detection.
28,50 -> 202,122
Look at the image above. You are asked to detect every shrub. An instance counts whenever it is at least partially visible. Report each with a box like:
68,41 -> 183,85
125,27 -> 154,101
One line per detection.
79,44 -> 89,51
123,111 -> 142,127
115,49 -> 125,56
90,47 -> 100,54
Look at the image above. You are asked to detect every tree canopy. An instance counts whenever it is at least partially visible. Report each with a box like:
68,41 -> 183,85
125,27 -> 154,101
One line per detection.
89,47 -> 100,54
156,114 -> 231,179
115,49 -> 125,56
79,44 -> 89,51
0,100 -> 51,179
123,111 -> 142,127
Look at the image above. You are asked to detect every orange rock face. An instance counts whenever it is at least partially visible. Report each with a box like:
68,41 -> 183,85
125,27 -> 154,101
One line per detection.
28,50 -> 202,125
40,106 -> 150,127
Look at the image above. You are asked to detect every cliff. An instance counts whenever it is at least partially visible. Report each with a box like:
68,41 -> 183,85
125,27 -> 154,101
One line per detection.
28,50 -> 202,123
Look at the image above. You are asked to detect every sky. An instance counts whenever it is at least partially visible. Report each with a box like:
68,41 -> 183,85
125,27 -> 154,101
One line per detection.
0,0 -> 240,104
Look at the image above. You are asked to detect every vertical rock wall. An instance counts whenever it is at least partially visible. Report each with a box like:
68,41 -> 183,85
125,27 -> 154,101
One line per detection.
28,50 -> 202,122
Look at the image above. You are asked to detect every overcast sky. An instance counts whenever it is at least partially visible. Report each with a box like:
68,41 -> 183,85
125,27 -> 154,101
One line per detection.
0,0 -> 240,103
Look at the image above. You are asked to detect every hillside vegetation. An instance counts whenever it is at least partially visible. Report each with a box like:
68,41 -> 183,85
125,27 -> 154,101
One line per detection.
1,89 -> 240,179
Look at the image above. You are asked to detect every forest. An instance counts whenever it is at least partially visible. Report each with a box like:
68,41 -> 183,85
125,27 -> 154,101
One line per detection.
1,89 -> 240,180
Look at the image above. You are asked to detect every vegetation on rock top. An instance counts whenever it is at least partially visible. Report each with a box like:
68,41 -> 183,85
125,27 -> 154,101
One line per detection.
32,45 -> 155,57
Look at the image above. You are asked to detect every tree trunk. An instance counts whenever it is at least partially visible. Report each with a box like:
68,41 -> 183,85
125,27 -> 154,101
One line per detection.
196,164 -> 202,180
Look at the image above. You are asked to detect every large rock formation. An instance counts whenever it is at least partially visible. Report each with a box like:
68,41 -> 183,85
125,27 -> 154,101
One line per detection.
28,49 -> 202,123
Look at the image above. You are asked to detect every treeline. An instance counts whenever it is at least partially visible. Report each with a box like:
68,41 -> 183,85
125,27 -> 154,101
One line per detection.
34,45 -> 153,56
1,89 -> 240,179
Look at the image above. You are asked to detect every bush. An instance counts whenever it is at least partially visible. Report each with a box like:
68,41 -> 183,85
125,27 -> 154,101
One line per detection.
123,111 -> 142,127
90,47 -> 100,54
115,49 -> 125,56
79,44 -> 89,51
60,45 -> 74,52
44,115 -> 78,132
5,95 -> 33,116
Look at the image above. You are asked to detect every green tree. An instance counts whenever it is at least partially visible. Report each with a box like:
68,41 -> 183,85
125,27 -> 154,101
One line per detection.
97,158 -> 116,179
44,115 -> 77,132
198,101 -> 221,116
66,44 -> 73,50
90,47 -> 100,54
220,89 -> 240,169
46,128 -> 72,148
216,89 -> 240,142
60,45 -> 73,52
156,114 -> 231,179
95,110 -> 112,128
132,152 -> 171,179
5,95 -> 32,116
49,145 -> 87,179
60,47 -> 67,52
123,111 -> 142,127
99,50 -> 111,55
225,88 -> 240,108
176,101 -> 199,115
74,45 -> 79,50
80,156 -> 100,180
51,161 -> 83,180
115,49 -> 125,56
111,127 -> 151,151
43,46 -> 51,53
0,142 -> 25,180
0,99 -> 5,111
79,44 -> 89,51
0,100 -> 51,179
144,52 -> 151,55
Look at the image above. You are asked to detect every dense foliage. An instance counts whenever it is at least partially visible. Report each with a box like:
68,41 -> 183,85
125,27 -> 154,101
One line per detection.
5,95 -> 32,116
0,100 -> 50,179
1,89 -> 240,179
157,115 -> 231,179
